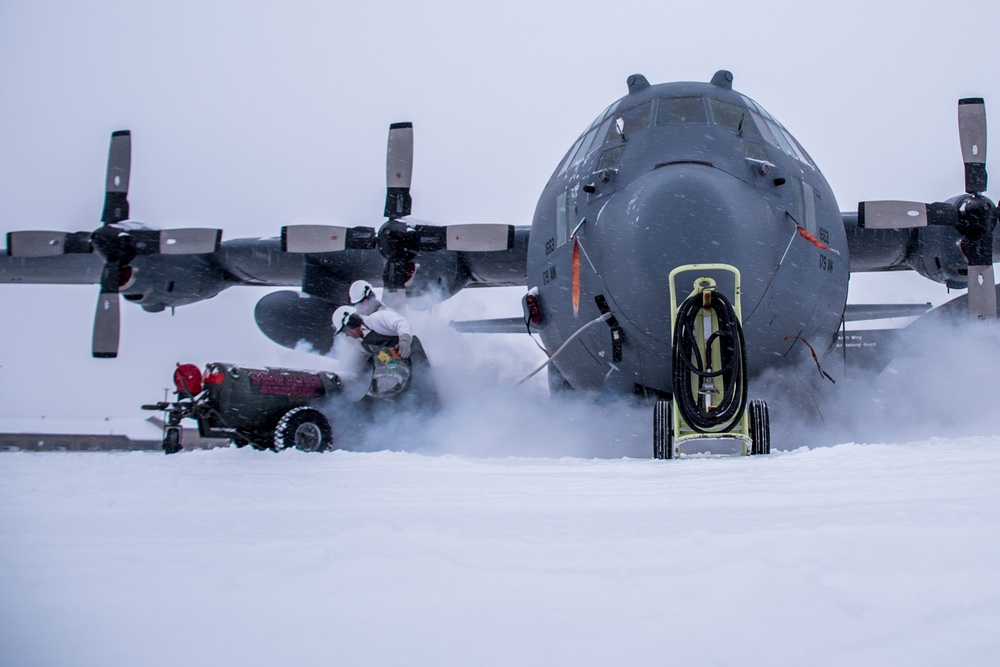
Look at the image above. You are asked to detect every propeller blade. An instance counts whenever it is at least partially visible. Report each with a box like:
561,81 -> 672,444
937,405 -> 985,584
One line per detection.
412,224 -> 515,252
967,263 -> 998,320
283,225 -> 349,253
281,225 -> 376,253
958,98 -> 987,194
858,201 -> 929,229
6,230 -> 92,257
412,225 -> 447,252
384,122 -> 413,219
7,231 -> 67,257
115,227 -> 223,256
442,224 -> 515,252
91,260 -> 133,358
92,290 -> 121,358
383,257 -> 412,292
93,262 -> 125,358
858,201 -> 958,229
101,130 -> 132,225
157,228 -> 222,255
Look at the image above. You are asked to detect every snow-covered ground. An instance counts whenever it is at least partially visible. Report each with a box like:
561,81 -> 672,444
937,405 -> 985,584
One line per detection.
3,313 -> 1000,666
3,431 -> 1000,666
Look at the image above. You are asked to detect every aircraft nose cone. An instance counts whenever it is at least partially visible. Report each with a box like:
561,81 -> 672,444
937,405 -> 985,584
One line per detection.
594,163 -> 778,312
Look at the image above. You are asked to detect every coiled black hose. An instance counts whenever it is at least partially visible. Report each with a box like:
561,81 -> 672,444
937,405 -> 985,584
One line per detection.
671,290 -> 748,433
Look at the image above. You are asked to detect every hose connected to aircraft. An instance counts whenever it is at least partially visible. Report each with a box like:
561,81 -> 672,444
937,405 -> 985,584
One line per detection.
671,289 -> 748,433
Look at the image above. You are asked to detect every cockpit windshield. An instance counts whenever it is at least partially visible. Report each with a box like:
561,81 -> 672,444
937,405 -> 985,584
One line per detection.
656,97 -> 707,125
557,89 -> 817,178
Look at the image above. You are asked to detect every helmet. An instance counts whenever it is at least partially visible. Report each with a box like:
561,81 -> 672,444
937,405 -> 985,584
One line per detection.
332,305 -> 359,333
349,280 -> 375,305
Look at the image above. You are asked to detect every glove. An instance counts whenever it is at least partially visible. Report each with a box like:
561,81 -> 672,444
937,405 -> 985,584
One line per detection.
397,334 -> 412,359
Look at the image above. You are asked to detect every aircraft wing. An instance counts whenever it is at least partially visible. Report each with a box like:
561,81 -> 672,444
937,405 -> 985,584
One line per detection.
843,303 -> 932,321
843,211 -> 913,273
3,224 -> 530,357
452,225 -> 530,288
3,125 -> 531,357
3,225 -> 530,299
449,317 -> 531,334
844,209 -> 1000,291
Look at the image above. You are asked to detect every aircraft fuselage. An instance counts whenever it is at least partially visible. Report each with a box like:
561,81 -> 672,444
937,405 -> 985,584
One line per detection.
526,72 -> 849,395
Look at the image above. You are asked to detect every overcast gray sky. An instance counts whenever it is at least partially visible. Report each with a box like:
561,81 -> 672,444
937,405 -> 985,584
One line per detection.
1,0 -> 997,420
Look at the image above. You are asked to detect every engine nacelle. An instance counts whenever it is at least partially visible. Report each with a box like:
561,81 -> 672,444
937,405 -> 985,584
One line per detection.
906,226 -> 969,289
402,251 -> 472,309
254,290 -> 337,354
122,255 -> 229,312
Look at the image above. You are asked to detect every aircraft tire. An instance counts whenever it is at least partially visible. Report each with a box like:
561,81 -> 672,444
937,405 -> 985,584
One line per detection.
749,399 -> 770,455
274,407 -> 333,453
547,364 -> 573,396
653,399 -> 673,459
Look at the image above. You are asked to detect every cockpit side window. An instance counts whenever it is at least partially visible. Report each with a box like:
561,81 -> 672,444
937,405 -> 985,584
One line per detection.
597,146 -> 625,171
589,100 -> 621,131
789,134 -> 818,170
740,94 -> 817,170
747,109 -> 777,145
570,127 -> 601,166
558,110 -> 626,177
593,116 -> 615,151
555,101 -> 624,177
742,140 -> 770,163
556,135 -> 585,176
768,122 -> 798,157
655,97 -> 708,126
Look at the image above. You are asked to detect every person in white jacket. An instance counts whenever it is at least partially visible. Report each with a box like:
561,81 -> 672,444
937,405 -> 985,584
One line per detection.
345,280 -> 413,357
332,303 -> 415,398
333,288 -> 440,410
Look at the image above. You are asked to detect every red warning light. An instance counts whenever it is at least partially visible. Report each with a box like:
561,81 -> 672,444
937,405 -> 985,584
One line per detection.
173,363 -> 203,396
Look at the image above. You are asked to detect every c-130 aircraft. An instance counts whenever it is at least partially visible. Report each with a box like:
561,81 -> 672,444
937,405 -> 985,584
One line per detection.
3,70 -> 997,453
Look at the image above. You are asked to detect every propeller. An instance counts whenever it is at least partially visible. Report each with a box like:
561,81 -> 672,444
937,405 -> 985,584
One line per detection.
858,98 -> 997,320
89,130 -> 134,357
281,122 -> 515,303
6,130 -> 222,357
377,122 -> 517,299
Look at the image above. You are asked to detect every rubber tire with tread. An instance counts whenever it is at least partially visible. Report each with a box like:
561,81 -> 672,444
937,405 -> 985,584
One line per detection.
547,364 -> 574,396
273,407 -> 333,452
162,427 -> 182,455
653,399 -> 673,460
749,399 -> 770,455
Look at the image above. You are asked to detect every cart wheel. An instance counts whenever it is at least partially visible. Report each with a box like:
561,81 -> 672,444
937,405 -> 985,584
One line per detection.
274,407 -> 333,452
162,426 -> 182,455
749,399 -> 770,455
653,399 -> 673,460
